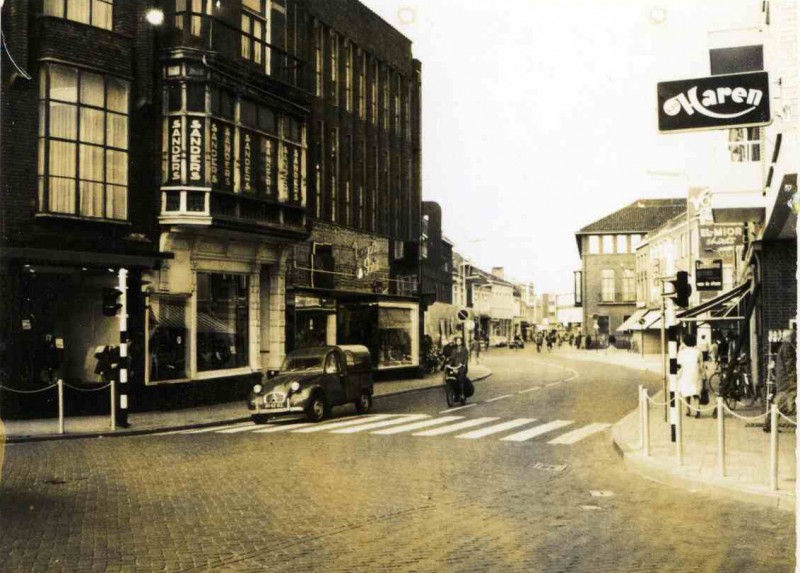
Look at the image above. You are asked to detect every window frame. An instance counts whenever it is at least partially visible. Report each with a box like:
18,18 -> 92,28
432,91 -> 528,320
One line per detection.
601,269 -> 616,302
44,0 -> 114,30
38,63 -> 130,221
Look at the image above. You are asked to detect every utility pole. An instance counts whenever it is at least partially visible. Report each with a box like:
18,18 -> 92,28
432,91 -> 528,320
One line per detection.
118,268 -> 130,428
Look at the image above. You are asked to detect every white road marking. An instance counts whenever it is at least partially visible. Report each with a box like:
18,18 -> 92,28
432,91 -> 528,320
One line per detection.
291,415 -> 393,433
545,382 -> 561,387
485,394 -> 512,403
181,422 -> 253,434
590,490 -> 615,498
252,423 -> 314,433
329,414 -> 429,434
501,420 -> 574,442
456,418 -> 537,439
217,424 -> 263,434
548,422 -> 612,445
371,416 -> 464,435
413,417 -> 500,437
517,387 -> 541,394
440,403 -> 477,414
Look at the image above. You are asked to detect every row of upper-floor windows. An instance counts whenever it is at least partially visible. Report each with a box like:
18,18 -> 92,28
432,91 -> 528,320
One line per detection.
314,24 -> 413,140
44,0 -> 113,30
586,234 -> 642,255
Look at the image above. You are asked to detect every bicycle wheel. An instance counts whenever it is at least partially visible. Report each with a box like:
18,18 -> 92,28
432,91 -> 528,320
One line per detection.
723,392 -> 738,411
738,376 -> 756,408
707,373 -> 722,395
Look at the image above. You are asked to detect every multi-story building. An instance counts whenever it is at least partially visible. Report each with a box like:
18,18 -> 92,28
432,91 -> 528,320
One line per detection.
466,266 -> 515,345
574,199 -> 687,347
0,0 -> 423,414
284,2 -> 422,374
683,0 -> 798,384
419,202 -> 458,345
451,249 -> 467,310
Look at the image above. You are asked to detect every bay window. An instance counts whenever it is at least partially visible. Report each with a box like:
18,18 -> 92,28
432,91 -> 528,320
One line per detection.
38,64 -> 129,220
44,0 -> 113,30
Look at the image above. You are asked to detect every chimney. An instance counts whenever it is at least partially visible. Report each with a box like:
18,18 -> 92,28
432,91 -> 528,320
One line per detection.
491,267 -> 504,279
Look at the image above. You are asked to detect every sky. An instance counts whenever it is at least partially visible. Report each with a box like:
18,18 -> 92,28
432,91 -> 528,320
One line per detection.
360,0 -> 761,294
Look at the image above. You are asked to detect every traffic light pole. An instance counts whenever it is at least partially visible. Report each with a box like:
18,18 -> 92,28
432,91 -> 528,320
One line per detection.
666,297 -> 678,443
117,268 -> 129,428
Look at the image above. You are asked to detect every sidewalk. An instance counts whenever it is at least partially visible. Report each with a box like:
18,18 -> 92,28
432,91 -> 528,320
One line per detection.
614,396 -> 796,511
0,365 -> 492,443
556,346 -> 664,374
560,347 -> 797,511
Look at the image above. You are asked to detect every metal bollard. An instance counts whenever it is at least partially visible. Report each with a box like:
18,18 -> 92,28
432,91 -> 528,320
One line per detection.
57,379 -> 65,435
638,385 -> 644,450
111,379 -> 116,431
716,397 -> 725,478
770,404 -> 778,491
642,388 -> 651,457
675,389 -> 683,466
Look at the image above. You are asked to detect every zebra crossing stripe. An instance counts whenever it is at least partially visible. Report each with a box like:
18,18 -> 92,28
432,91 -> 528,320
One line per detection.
485,394 -> 513,403
252,423 -> 315,433
181,422 -> 254,434
501,420 -> 574,442
371,416 -> 464,435
329,414 -> 429,434
412,417 -> 500,437
217,424 -> 265,434
456,418 -> 537,440
547,423 -> 612,445
291,415 -> 395,433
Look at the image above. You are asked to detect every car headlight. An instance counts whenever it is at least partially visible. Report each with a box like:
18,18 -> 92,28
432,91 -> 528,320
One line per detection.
252,384 -> 263,394
290,381 -> 301,392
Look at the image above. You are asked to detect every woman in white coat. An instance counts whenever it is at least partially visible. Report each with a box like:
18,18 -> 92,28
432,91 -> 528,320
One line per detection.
678,333 -> 703,418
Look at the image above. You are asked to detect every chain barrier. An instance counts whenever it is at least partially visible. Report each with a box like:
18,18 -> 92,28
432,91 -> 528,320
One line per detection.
777,410 -> 798,426
62,382 -> 112,393
719,401 -> 769,421
677,395 -> 718,413
645,395 -> 669,407
0,382 -> 58,394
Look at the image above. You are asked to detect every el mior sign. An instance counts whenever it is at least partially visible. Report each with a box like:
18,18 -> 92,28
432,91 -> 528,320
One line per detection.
657,71 -> 770,133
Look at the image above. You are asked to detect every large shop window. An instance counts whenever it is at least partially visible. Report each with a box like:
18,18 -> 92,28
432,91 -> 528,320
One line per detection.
44,0 -> 113,30
196,273 -> 249,372
378,307 -> 413,367
148,296 -> 189,382
38,64 -> 129,219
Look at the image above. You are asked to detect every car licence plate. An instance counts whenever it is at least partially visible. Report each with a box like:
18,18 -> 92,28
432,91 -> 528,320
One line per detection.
265,401 -> 286,409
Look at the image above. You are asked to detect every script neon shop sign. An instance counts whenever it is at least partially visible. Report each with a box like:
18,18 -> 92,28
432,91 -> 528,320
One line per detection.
657,71 -> 770,133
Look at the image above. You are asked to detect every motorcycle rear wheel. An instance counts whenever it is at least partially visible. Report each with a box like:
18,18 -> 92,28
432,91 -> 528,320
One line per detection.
445,384 -> 456,407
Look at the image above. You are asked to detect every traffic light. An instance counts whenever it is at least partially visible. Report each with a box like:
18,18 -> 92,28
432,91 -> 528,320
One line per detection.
102,287 -> 123,316
669,270 -> 692,308
94,345 -> 120,382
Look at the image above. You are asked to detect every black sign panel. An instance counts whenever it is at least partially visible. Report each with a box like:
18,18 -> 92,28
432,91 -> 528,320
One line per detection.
657,71 -> 770,133
695,260 -> 723,291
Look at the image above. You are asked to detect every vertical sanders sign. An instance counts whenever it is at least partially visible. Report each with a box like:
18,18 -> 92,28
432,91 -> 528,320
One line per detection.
167,117 -> 183,184
187,118 -> 204,184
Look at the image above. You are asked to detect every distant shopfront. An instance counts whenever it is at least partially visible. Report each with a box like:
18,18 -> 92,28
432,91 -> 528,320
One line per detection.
287,288 -> 419,371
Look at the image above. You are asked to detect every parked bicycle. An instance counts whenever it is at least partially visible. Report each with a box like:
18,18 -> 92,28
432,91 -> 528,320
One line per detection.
711,354 -> 757,411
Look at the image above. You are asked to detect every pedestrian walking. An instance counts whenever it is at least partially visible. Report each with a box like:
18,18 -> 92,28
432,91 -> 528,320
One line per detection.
678,333 -> 703,418
576,333 -> 583,349
470,336 -> 481,364
764,329 -> 796,432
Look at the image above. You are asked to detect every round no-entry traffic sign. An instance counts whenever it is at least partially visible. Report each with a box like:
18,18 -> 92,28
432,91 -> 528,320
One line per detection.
457,309 -> 469,321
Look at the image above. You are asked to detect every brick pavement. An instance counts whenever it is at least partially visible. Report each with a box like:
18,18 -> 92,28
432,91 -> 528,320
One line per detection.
0,366 -> 492,442
551,347 -> 797,511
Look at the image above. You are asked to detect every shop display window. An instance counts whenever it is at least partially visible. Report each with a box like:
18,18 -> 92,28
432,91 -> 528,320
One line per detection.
378,307 -> 413,367
148,296 -> 189,382
196,273 -> 249,372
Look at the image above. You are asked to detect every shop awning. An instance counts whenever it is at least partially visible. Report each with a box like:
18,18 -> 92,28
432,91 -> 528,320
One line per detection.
615,309 -> 649,332
678,281 -> 750,321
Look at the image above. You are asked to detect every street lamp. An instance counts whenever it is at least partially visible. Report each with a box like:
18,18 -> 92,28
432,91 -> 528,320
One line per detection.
145,7 -> 165,26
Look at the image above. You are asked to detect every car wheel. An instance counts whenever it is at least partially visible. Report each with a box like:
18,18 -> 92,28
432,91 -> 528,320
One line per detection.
251,414 -> 270,425
355,391 -> 372,414
306,394 -> 328,422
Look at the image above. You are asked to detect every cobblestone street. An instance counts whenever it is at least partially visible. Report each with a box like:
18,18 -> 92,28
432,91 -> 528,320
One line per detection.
0,349 -> 794,572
